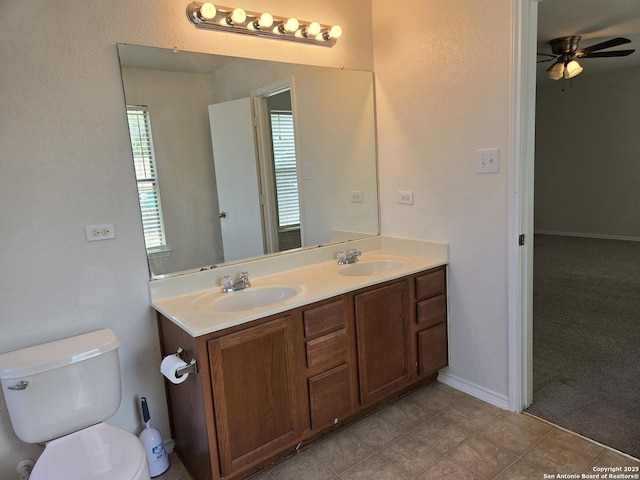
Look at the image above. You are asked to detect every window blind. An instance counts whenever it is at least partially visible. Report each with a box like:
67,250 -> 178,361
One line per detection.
127,106 -> 167,251
270,111 -> 300,228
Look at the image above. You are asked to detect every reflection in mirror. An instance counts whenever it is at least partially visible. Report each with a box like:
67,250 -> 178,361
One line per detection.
117,44 -> 379,279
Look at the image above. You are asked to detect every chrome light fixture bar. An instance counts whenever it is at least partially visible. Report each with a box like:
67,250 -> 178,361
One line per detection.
186,2 -> 343,47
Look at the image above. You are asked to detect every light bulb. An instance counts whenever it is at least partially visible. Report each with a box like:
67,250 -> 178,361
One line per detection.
284,17 -> 299,33
304,21 -> 322,37
564,60 -> 583,79
199,3 -> 216,20
547,62 -> 564,80
257,12 -> 274,29
227,7 -> 246,25
323,24 -> 343,41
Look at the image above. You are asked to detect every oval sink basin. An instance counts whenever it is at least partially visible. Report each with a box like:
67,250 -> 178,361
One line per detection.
211,285 -> 301,312
338,260 -> 404,277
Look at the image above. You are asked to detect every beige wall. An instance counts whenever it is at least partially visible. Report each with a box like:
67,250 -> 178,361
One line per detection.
535,65 -> 640,240
0,0 -> 517,475
0,0 -> 373,475
373,0 -> 514,400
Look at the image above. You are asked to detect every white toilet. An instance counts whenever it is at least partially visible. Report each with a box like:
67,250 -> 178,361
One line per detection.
0,329 -> 151,480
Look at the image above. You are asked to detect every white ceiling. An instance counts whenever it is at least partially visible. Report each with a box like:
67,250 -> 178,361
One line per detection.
537,0 -> 640,78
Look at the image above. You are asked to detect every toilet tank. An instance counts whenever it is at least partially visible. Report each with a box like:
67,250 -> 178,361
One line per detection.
0,329 -> 122,444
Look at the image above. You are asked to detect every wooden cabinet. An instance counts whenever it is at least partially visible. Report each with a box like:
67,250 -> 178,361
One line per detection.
414,267 -> 448,376
302,299 -> 356,432
418,323 -> 448,375
354,280 -> 411,406
207,316 -> 303,476
158,265 -> 447,480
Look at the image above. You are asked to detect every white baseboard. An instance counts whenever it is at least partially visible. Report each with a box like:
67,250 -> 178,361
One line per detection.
438,371 -> 511,411
534,230 -> 640,242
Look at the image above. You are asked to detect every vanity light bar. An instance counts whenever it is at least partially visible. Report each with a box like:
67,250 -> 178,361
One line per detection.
186,2 -> 342,47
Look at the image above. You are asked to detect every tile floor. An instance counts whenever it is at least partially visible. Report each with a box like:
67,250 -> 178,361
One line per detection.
160,382 -> 640,480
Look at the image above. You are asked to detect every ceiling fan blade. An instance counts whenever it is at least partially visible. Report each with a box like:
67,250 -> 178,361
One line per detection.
578,49 -> 635,58
576,37 -> 631,55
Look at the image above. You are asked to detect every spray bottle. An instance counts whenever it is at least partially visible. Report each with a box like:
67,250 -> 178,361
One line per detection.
139,397 -> 170,477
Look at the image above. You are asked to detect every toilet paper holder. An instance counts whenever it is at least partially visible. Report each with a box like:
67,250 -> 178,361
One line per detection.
174,347 -> 199,376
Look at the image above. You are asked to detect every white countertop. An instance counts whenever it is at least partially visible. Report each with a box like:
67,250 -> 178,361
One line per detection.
150,236 -> 448,337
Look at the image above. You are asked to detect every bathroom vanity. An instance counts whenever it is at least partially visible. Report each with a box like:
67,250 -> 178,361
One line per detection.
151,237 -> 448,480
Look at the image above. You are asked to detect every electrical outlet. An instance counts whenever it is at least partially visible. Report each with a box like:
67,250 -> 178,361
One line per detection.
475,148 -> 500,173
85,223 -> 116,242
351,191 -> 363,203
303,164 -> 315,180
398,191 -> 414,205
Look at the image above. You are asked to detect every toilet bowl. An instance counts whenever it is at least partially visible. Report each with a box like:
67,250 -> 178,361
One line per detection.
31,423 -> 150,480
0,329 -> 153,480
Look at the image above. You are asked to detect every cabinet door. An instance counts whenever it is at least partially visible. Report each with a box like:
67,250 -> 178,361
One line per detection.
208,317 -> 302,476
308,363 -> 352,430
418,323 -> 448,376
355,281 -> 410,406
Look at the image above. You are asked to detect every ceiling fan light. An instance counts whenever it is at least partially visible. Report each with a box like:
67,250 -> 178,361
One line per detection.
564,60 -> 583,79
548,62 -> 565,80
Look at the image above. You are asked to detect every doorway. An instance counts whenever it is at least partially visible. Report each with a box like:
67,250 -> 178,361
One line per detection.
264,91 -> 302,252
512,0 -> 640,459
252,79 -> 305,255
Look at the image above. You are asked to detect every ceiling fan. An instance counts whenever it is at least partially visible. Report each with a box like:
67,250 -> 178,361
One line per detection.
538,36 -> 635,80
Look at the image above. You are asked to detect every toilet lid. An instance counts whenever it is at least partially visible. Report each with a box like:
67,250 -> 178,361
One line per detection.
31,423 -> 149,480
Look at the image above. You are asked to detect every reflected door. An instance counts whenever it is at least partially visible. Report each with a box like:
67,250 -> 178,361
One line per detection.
208,98 -> 264,262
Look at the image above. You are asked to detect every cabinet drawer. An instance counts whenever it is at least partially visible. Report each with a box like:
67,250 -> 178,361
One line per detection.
416,294 -> 446,327
305,329 -> 348,368
415,268 -> 445,300
303,300 -> 346,337
418,323 -> 448,376
308,363 -> 352,430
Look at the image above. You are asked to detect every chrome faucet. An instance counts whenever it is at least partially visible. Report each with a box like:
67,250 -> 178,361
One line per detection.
220,272 -> 251,292
337,249 -> 361,265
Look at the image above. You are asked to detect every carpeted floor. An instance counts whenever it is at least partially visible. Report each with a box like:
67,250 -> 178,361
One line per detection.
526,234 -> 640,459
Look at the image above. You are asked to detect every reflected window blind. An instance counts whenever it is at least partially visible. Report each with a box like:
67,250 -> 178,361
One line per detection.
127,106 -> 167,251
270,111 -> 300,228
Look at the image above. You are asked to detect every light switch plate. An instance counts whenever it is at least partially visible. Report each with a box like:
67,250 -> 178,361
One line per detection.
350,191 -> 363,203
475,148 -> 499,173
398,191 -> 414,205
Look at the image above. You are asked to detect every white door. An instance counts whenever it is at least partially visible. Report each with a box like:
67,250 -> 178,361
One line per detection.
208,98 -> 265,263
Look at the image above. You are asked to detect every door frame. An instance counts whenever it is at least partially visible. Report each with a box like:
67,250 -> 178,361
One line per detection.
251,77 -> 305,255
508,0 -> 541,411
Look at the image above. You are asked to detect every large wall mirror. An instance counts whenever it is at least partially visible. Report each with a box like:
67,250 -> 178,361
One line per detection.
117,44 -> 379,279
